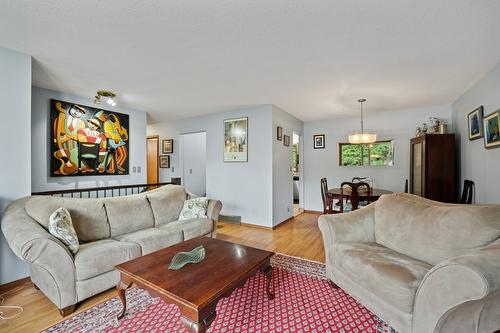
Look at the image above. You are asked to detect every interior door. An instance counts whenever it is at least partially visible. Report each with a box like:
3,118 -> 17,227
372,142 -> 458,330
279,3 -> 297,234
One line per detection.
146,136 -> 159,184
181,132 -> 206,196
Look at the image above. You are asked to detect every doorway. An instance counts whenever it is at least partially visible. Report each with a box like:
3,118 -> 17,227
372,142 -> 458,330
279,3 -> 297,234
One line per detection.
146,135 -> 159,184
292,132 -> 304,216
180,132 -> 206,196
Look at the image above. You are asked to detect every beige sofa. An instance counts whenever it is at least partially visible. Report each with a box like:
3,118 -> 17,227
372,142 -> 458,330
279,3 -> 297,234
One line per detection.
318,193 -> 500,333
1,185 -> 222,315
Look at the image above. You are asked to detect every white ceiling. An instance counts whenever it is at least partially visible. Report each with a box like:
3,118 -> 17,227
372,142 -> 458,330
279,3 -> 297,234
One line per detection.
1,1 -> 500,123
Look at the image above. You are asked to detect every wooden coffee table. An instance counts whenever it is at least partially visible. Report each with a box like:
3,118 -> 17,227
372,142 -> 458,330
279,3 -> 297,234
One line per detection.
115,237 -> 275,333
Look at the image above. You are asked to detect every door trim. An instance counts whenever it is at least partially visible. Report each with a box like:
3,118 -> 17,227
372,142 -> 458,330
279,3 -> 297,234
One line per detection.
146,135 -> 159,184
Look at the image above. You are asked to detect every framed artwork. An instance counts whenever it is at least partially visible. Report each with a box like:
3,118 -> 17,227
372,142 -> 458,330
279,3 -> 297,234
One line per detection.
467,106 -> 483,140
483,111 -> 500,149
313,134 -> 325,149
159,155 -> 170,168
162,139 -> 173,154
224,117 -> 248,162
277,126 -> 283,141
283,135 -> 290,147
50,99 -> 129,176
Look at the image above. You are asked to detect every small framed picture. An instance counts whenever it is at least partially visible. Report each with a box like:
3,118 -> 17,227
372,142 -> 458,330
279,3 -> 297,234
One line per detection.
483,110 -> 500,149
468,106 -> 483,140
159,155 -> 170,168
277,126 -> 283,141
283,135 -> 290,147
162,139 -> 174,154
313,134 -> 325,149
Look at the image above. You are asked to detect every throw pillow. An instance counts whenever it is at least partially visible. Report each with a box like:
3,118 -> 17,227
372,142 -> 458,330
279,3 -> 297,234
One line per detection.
178,197 -> 209,220
48,207 -> 79,254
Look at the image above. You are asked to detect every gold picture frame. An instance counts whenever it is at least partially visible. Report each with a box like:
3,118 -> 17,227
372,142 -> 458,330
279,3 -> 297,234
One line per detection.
483,110 -> 500,149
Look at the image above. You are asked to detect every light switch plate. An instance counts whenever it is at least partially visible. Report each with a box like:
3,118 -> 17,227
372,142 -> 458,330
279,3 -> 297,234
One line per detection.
133,166 -> 137,173
137,166 -> 141,173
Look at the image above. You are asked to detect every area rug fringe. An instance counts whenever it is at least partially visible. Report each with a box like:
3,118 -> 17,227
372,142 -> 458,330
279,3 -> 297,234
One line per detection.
41,253 -> 395,333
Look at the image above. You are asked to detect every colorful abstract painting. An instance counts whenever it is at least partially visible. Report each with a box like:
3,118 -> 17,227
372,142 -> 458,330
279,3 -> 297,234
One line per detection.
50,99 -> 129,176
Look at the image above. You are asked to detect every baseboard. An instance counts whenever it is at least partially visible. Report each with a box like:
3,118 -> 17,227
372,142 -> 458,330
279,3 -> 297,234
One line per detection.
0,276 -> 30,292
304,210 -> 322,214
240,222 -> 273,230
218,214 -> 242,224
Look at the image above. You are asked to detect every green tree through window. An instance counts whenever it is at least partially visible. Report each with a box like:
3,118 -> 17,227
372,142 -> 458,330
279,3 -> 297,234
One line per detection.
339,141 -> 394,166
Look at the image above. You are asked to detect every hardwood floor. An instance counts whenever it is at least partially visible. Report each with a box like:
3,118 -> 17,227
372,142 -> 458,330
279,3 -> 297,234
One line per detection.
0,212 -> 323,333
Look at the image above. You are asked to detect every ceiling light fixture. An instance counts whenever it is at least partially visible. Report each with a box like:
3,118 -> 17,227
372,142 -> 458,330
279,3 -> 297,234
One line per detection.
94,90 -> 117,107
348,98 -> 377,144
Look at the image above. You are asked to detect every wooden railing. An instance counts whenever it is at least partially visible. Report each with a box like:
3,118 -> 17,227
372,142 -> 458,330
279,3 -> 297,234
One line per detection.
31,182 -> 176,198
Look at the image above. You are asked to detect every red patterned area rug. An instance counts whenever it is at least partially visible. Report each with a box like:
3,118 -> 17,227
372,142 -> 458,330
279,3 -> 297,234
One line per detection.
41,254 -> 394,333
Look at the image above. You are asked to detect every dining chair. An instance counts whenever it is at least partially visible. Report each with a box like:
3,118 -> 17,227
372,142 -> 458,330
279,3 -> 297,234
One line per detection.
459,180 -> 475,204
351,177 -> 373,206
321,178 -> 342,214
321,178 -> 331,214
340,181 -> 372,212
352,176 -> 373,187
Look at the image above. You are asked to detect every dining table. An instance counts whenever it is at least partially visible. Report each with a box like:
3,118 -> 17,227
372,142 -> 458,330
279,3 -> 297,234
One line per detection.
327,187 -> 393,213
327,187 -> 393,200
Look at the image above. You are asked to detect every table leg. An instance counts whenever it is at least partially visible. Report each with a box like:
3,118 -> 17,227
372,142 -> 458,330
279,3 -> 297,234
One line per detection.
180,311 -> 216,333
262,265 -> 275,300
116,280 -> 132,320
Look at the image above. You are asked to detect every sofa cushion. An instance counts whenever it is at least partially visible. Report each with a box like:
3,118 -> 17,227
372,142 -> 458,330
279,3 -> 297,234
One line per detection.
161,218 -> 213,240
25,196 -> 110,242
146,185 -> 186,226
114,227 -> 183,255
104,194 -> 155,237
374,194 -> 500,265
333,242 -> 431,313
178,197 -> 209,220
74,239 -> 141,281
48,207 -> 79,254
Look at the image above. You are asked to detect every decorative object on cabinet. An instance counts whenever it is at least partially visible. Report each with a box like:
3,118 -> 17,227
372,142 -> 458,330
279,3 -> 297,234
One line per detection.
313,134 -> 325,149
410,134 -> 456,203
467,106 -> 484,140
159,155 -> 170,168
224,117 -> 248,162
483,110 -> 500,149
277,126 -> 283,141
162,139 -> 174,154
283,135 -> 290,147
428,117 -> 447,134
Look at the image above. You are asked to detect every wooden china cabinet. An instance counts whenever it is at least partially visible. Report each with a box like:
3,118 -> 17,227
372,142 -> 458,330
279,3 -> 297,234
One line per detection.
410,134 -> 456,203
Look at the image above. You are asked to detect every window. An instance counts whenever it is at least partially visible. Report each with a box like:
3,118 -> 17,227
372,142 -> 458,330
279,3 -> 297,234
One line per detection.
339,140 -> 394,166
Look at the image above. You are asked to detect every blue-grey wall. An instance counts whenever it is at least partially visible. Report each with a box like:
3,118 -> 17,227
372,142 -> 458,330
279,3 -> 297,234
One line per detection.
0,47 -> 31,284
452,62 -> 500,204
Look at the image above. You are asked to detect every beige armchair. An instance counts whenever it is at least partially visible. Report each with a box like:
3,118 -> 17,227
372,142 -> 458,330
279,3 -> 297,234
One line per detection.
318,193 -> 500,333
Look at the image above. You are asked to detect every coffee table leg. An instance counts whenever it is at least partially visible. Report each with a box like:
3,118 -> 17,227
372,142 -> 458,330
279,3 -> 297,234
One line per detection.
116,280 -> 132,320
262,265 -> 275,300
180,311 -> 216,333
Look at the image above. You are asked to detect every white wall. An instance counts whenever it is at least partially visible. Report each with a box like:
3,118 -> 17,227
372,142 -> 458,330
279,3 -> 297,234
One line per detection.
180,132 -> 206,196
452,62 -> 500,204
303,105 -> 453,211
0,47 -> 31,284
31,87 -> 147,192
272,106 -> 304,226
148,105 -> 274,227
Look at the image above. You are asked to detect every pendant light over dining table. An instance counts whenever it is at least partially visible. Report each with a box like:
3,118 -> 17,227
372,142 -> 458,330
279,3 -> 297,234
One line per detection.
348,98 -> 377,144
